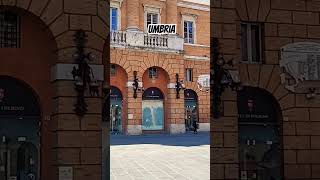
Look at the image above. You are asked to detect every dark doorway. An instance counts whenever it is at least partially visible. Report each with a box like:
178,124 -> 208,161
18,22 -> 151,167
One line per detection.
110,86 -> 123,134
0,76 -> 40,180
237,86 -> 283,180
184,89 -> 198,131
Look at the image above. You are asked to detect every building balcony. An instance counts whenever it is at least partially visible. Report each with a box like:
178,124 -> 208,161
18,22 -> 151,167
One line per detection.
110,30 -> 184,53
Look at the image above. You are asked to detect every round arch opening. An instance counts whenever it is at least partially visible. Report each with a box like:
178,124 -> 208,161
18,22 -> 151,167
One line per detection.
184,89 -> 199,131
110,86 -> 123,134
237,86 -> 283,180
0,76 -> 41,180
142,87 -> 164,131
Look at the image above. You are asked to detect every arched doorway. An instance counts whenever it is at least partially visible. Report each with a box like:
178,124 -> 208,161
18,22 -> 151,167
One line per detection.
184,89 -> 198,131
142,87 -> 164,131
237,87 -> 283,180
110,86 -> 123,134
0,76 -> 40,180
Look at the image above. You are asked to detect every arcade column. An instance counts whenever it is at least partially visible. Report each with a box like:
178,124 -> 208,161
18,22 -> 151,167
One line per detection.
126,82 -> 143,135
168,86 -> 185,134
51,64 -> 104,180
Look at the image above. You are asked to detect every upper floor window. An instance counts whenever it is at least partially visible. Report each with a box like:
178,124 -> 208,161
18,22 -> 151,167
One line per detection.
184,21 -> 194,44
146,13 -> 158,28
0,11 -> 20,48
185,68 -> 193,82
182,14 -> 197,44
110,7 -> 118,31
148,67 -> 158,79
144,5 -> 161,32
241,23 -> 263,63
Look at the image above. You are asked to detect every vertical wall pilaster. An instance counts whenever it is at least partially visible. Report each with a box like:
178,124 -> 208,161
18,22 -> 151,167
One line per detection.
127,0 -> 140,31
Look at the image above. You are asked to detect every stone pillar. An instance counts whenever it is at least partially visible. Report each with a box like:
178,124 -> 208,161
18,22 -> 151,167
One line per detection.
126,83 -> 142,135
166,0 -> 177,25
168,88 -> 186,134
127,0 -> 140,31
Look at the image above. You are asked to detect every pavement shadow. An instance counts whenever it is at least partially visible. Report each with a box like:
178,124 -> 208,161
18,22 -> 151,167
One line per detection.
110,132 -> 210,147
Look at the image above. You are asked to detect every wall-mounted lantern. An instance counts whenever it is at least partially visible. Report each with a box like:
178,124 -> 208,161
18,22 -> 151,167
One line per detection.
212,37 -> 241,119
71,29 -> 99,116
175,73 -> 185,99
132,71 -> 144,98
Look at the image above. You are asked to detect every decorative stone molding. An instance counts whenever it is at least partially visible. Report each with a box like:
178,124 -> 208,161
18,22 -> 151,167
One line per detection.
184,55 -> 210,61
51,63 -> 104,81
178,1 -> 210,12
127,81 -> 143,88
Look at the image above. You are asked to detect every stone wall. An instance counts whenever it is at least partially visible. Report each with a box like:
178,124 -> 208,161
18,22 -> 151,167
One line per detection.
211,0 -> 320,179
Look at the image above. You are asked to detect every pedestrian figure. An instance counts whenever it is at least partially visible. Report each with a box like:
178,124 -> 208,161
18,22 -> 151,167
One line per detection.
192,109 -> 198,134
193,119 -> 198,134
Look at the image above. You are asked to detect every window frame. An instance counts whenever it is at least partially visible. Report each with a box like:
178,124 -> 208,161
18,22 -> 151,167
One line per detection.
148,67 -> 158,79
143,5 -> 161,32
110,0 -> 122,31
185,68 -> 193,82
240,22 -> 264,64
182,14 -> 197,45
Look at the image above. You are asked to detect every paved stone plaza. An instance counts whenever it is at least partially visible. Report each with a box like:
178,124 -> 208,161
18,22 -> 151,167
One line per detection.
110,132 -> 210,180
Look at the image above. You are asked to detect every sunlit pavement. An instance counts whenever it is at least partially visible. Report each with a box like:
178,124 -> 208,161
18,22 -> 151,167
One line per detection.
110,132 -> 210,180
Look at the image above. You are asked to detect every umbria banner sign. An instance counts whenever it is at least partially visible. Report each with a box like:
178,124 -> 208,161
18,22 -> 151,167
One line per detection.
147,24 -> 177,35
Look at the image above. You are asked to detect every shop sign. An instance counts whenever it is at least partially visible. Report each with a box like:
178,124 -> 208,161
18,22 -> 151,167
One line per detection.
0,78 -> 39,116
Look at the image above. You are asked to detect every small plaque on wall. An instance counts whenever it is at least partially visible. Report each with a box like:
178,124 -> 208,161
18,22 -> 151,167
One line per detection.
59,167 -> 73,180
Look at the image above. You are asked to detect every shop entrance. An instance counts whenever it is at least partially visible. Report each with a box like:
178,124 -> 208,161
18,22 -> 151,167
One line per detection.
110,86 -> 123,134
142,87 -> 164,131
237,87 -> 283,180
184,89 -> 198,131
0,76 -> 40,180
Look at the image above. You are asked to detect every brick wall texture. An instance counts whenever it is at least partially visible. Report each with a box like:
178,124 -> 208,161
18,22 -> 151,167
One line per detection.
212,0 -> 320,179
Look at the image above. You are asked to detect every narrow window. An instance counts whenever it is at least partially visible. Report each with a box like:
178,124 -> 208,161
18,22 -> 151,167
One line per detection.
110,8 -> 118,31
184,21 -> 194,44
241,23 -> 263,63
110,64 -> 116,76
0,11 -> 20,48
148,67 -> 158,79
185,68 -> 193,82
146,13 -> 158,29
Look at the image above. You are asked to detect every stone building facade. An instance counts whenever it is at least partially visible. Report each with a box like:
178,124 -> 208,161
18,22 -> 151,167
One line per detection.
0,0 -> 108,180
109,0 -> 210,135
212,0 -> 320,179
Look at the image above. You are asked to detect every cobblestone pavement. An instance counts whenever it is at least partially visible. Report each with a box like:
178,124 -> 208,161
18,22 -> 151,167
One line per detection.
110,132 -> 210,180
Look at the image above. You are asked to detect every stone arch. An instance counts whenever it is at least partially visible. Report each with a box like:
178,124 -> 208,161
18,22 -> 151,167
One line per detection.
237,86 -> 284,179
142,66 -> 170,93
238,63 -> 294,111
